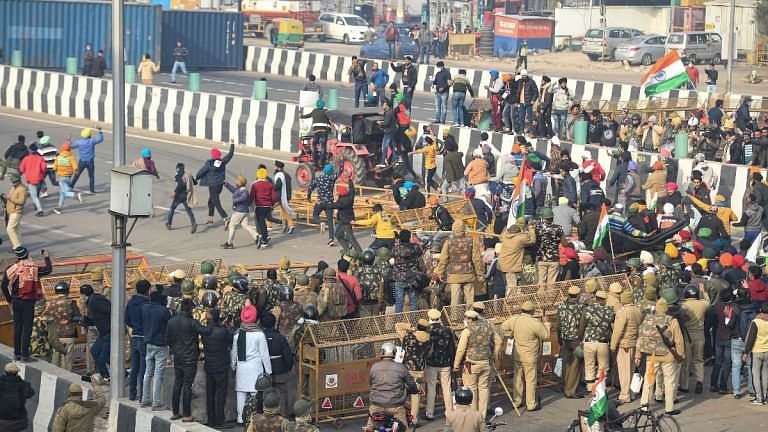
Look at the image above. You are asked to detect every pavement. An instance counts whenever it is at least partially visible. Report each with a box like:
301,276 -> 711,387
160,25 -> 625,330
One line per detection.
245,38 -> 768,98
0,106 -> 374,266
2,105 -> 767,431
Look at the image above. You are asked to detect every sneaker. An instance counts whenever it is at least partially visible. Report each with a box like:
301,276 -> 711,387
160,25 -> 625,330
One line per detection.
695,382 -> 703,394
165,223 -> 172,230
20,356 -> 36,363
53,207 -> 62,215
190,222 -> 197,234
151,405 -> 167,411
40,191 -> 49,198
287,226 -> 295,234
751,399 -> 764,405
259,239 -> 270,249
221,243 -> 234,249
182,416 -> 196,423
35,211 -> 44,217
327,239 -> 335,247
734,394 -> 743,400
77,193 -> 83,203
170,414 -> 182,420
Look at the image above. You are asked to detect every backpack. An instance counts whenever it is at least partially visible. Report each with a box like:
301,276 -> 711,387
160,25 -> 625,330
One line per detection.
433,205 -> 454,231
325,280 -> 348,319
8,261 -> 43,301
739,305 -> 757,339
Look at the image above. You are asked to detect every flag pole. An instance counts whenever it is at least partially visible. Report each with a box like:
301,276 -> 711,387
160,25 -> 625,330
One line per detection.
607,216 -> 618,273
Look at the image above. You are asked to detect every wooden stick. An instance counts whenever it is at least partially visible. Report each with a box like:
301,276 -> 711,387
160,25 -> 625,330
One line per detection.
492,363 -> 522,417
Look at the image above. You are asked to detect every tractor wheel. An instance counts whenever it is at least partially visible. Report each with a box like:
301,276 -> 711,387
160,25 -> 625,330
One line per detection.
339,148 -> 367,185
295,163 -> 316,189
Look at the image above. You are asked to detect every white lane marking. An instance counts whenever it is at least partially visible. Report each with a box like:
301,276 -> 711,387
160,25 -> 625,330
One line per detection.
221,90 -> 241,95
154,205 -> 171,211
0,111 -> 296,163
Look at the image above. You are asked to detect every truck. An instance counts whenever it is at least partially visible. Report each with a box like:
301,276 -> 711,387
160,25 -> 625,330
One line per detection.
231,0 -> 324,40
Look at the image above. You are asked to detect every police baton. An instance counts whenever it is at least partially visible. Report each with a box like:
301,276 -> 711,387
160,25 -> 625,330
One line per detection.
490,362 -> 522,417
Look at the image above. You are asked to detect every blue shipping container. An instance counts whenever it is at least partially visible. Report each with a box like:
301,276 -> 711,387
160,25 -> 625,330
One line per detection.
0,0 -> 161,70
160,10 -> 243,72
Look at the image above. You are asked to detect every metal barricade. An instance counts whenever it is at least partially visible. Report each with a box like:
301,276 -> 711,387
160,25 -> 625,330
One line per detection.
298,274 -> 630,423
393,199 -> 477,231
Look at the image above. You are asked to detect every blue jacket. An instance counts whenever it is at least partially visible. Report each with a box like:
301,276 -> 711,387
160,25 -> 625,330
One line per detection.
225,183 -> 250,213
125,294 -> 148,336
370,69 -> 390,87
141,300 -> 172,346
71,131 -> 104,161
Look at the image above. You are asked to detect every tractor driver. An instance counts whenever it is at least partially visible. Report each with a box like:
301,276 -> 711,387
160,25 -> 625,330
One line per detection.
300,99 -> 332,168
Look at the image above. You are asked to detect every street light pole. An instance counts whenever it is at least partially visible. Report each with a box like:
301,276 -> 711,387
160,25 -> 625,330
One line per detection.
726,0 -> 736,94
110,0 -> 127,400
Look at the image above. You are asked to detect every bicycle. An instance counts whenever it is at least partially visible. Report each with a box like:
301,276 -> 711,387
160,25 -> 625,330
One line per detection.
567,406 -> 681,432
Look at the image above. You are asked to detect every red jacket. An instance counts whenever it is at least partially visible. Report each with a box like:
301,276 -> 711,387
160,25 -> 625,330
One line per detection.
249,180 -> 276,207
337,272 -> 363,315
748,279 -> 768,303
18,153 -> 47,185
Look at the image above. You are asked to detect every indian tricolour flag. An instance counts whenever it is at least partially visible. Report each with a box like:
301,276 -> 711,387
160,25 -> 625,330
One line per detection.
592,204 -> 610,249
649,191 -> 659,211
641,50 -> 691,97
587,369 -> 608,427
506,159 -> 528,228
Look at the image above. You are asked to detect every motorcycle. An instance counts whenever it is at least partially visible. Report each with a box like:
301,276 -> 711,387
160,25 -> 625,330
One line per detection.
486,407 -> 506,431
367,411 -> 414,432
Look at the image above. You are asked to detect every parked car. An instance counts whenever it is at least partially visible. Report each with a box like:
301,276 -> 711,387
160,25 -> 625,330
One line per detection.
360,34 -> 419,60
614,35 -> 667,66
665,31 -> 722,65
582,27 -> 644,61
316,12 -> 370,44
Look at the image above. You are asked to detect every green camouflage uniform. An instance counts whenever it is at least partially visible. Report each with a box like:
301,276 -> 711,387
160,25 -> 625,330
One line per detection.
31,301 -> 51,359
583,304 -> 615,342
402,331 -> 430,372
658,267 -> 679,291
354,264 -> 384,302
46,297 -> 81,339
221,290 -> 248,324
277,269 -> 296,288
636,314 -> 674,355
250,280 -> 281,313
556,299 -> 585,342
281,418 -> 320,432
247,411 -> 285,432
276,300 -> 303,339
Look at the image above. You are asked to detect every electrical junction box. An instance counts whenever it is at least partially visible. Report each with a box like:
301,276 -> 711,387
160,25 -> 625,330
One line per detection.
109,166 -> 153,217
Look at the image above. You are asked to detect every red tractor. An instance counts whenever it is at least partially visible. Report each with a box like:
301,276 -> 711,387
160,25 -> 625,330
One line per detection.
293,108 -> 396,188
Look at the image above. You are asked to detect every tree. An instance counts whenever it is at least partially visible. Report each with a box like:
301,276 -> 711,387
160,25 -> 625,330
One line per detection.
759,0 -> 768,38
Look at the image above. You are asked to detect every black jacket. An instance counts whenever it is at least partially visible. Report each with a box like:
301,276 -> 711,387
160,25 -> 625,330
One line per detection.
431,204 -> 454,231
166,312 -> 213,365
579,180 -> 605,211
0,374 -> 34,422
125,294 -> 148,336
4,142 -> 28,162
517,78 -> 539,104
264,327 -> 293,375
202,325 -> 234,373
85,293 -> 111,336
327,186 -> 356,223
195,144 -> 234,187
400,188 -> 426,210
390,63 -> 418,88
90,55 -> 106,77
141,299 -> 172,346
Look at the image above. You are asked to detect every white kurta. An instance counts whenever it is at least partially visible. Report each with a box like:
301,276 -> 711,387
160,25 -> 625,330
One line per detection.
231,329 -> 272,392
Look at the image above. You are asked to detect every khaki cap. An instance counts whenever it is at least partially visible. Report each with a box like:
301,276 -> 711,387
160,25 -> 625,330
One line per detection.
567,286 -> 581,295
170,269 -> 186,280
595,291 -> 608,300
464,310 -> 479,319
427,309 -> 441,320
609,282 -> 623,294
521,301 -> 534,312
584,279 -> 598,293
69,383 -> 83,394
4,363 -> 20,373
471,301 -> 486,311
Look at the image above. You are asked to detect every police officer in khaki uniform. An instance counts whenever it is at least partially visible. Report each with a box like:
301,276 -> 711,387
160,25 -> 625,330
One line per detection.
453,309 -> 502,418
636,298 -> 685,415
606,283 -> 623,313
610,290 -> 642,404
583,291 -> 615,392
557,286 -> 585,398
680,284 -> 709,394
434,220 -> 484,305
500,300 -> 549,411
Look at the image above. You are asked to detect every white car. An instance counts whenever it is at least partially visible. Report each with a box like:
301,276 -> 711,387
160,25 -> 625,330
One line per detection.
317,13 -> 370,44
